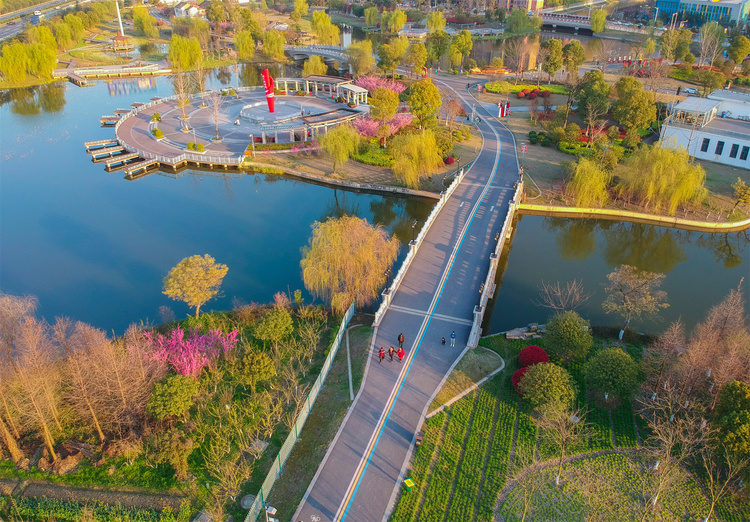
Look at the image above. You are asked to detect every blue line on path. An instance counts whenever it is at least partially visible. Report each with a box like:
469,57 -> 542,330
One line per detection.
341,127 -> 504,521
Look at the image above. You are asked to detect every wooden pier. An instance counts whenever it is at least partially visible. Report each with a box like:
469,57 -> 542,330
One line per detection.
68,74 -> 89,87
113,109 -> 131,115
104,153 -> 140,170
124,159 -> 159,179
90,145 -> 125,159
84,138 -> 119,151
99,115 -> 120,126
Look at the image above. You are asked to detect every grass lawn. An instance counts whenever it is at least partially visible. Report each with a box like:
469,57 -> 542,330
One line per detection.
429,346 -> 504,413
390,333 -> 739,522
264,324 -> 373,522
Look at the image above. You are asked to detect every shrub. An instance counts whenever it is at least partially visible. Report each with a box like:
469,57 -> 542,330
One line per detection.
512,367 -> 528,393
530,136 -> 538,144
529,92 -> 537,99
517,91 -> 526,98
196,143 -> 204,151
541,138 -> 551,146
583,348 -> 640,401
545,311 -> 593,362
522,88 -> 530,94
229,88 -> 236,96
541,90 -> 552,97
532,88 -> 540,94
151,112 -> 161,122
519,345 -> 549,367
152,129 -> 163,139
519,362 -> 577,413
187,142 -> 195,150
337,96 -> 345,103
529,131 -> 537,139
444,156 -> 455,165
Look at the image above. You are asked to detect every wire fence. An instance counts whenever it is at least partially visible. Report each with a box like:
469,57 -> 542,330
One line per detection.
244,303 -> 355,522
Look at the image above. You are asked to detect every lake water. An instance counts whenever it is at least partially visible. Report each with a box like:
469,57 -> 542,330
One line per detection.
0,73 -> 432,333
484,215 -> 750,335
1,64 -> 747,337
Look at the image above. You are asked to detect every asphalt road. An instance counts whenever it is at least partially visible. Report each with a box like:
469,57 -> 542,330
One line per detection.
293,73 -> 520,522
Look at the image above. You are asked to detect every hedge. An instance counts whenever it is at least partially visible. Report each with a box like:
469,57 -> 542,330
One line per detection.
519,345 -> 549,367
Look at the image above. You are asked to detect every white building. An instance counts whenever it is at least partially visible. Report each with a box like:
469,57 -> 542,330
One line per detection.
660,90 -> 750,169
173,1 -> 204,18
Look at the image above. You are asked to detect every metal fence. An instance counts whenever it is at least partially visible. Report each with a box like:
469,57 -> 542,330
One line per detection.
373,167 -> 466,326
467,180 -> 524,348
244,303 -> 355,522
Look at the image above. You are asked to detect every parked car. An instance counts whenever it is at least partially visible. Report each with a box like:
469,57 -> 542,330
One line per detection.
684,87 -> 698,94
7,21 -> 15,25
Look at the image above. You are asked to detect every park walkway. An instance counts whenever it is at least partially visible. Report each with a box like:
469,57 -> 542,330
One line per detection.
293,73 -> 521,522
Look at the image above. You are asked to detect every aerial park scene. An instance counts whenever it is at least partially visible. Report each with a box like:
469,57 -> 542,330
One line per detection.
1,1 -> 750,521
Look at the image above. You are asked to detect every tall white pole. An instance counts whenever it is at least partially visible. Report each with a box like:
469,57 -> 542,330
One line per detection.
116,1 -> 125,37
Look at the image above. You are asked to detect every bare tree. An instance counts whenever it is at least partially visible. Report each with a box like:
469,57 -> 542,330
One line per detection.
0,292 -> 38,365
699,23 -> 724,69
208,90 -> 224,140
505,37 -> 529,85
172,73 -> 191,129
534,279 -> 593,312
508,450 -> 546,522
193,65 -> 208,108
700,438 -> 748,521
536,405 -> 588,485
603,265 -> 669,339
443,99 -> 466,130
584,100 -> 608,149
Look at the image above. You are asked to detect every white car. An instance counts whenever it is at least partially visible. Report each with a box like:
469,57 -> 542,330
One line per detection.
684,87 -> 698,94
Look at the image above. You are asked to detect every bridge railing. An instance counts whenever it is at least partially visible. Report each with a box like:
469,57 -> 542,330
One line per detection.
467,179 -> 524,348
243,304 -> 355,522
373,166 -> 467,326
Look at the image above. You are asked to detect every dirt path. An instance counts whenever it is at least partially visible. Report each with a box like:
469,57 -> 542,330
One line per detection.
0,477 -> 184,511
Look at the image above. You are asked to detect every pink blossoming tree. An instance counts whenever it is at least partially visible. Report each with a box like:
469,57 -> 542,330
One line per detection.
145,326 -> 239,378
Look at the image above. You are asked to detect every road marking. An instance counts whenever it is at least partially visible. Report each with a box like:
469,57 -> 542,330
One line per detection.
490,205 -> 495,212
459,201 -> 464,207
388,305 -> 474,326
335,81 -> 504,521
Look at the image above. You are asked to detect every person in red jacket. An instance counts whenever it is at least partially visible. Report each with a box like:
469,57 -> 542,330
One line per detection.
397,347 -> 405,362
378,347 -> 385,364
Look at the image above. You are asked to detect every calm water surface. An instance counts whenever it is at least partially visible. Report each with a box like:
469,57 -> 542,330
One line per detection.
1,67 -> 747,337
485,215 -> 750,335
0,74 -> 432,333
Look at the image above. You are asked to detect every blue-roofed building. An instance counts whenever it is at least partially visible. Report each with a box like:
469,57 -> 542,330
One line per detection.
655,0 -> 750,25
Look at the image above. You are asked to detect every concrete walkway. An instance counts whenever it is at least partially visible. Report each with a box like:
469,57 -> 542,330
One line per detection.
293,73 -> 520,522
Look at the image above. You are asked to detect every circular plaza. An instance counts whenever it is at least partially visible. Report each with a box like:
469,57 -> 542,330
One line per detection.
114,76 -> 370,166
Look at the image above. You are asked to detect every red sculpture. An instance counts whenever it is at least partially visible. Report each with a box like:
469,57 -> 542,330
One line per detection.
262,68 -> 275,113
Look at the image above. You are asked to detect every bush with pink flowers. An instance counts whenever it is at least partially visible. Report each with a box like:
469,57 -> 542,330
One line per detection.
355,75 -> 407,94
518,345 -> 549,367
145,326 -> 238,378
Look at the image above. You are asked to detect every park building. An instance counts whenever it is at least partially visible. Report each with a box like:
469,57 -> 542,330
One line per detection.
508,0 -> 545,12
654,0 -> 750,25
660,89 -> 750,169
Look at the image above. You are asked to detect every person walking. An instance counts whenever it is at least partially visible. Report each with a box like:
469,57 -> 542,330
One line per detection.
441,337 -> 445,345
389,346 -> 395,362
450,331 -> 456,347
379,347 -> 385,364
398,333 -> 404,349
397,347 -> 405,362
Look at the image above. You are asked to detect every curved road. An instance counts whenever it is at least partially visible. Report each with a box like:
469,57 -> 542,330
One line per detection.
293,72 -> 520,522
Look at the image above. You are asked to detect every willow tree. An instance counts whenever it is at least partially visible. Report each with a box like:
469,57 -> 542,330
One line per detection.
617,145 -> 707,215
163,254 -> 229,317
311,11 -> 340,45
303,56 -> 328,76
320,123 -> 360,174
391,129 -> 443,189
301,216 -> 400,314
566,158 -> 611,208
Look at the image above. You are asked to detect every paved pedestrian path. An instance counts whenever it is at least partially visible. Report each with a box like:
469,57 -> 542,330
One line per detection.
294,74 -> 520,522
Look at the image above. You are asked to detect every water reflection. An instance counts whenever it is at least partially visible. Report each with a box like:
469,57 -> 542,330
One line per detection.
486,216 -> 748,335
0,84 -> 67,115
107,77 -> 158,97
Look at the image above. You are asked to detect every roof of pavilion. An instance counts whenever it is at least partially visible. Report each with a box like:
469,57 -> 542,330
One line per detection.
339,84 -> 369,94
303,75 -> 353,86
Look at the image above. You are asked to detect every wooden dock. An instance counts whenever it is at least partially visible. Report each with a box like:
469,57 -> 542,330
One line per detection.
99,115 -> 120,126
124,159 -> 159,179
90,145 -> 125,159
113,109 -> 131,115
84,138 -> 119,151
68,74 -> 89,87
104,153 -> 140,170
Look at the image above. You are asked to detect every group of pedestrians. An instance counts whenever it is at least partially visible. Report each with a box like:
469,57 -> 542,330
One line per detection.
377,331 -> 458,364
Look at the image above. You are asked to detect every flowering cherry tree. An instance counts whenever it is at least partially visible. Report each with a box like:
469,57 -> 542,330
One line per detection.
145,326 -> 239,378
355,76 -> 407,94
353,113 -> 413,138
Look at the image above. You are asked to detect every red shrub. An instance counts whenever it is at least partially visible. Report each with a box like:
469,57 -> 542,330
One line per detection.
444,156 -> 455,165
517,92 -> 526,98
532,88 -> 540,94
521,88 -> 530,94
528,92 -> 538,100
541,90 -> 552,98
512,367 -> 528,393
518,345 -> 549,367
